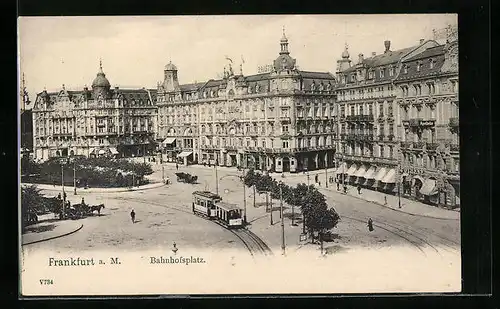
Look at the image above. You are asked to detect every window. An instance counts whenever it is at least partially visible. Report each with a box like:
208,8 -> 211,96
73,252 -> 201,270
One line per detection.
416,61 -> 421,72
282,141 -> 289,148
389,146 -> 394,158
350,74 -> 356,82
389,66 -> 394,76
368,70 -> 374,79
403,64 -> 408,74
379,69 -> 385,78
262,140 -> 266,148
350,105 -> 355,116
379,103 -> 384,116
368,105 -> 373,115
282,124 -> 289,133
429,59 -> 435,69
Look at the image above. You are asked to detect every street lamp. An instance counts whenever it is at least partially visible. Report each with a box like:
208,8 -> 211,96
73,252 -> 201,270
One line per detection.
59,157 -> 68,219
398,148 -> 402,208
279,180 -> 286,256
70,156 -> 77,195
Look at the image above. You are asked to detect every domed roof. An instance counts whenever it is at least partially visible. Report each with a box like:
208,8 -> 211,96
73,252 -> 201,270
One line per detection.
164,61 -> 177,71
91,61 -> 111,88
273,54 -> 296,71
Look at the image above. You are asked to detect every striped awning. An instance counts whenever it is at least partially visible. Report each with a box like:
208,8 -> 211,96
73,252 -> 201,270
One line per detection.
346,164 -> 358,176
363,166 -> 377,179
335,162 -> 348,175
374,167 -> 388,181
163,137 -> 176,145
419,178 -> 438,195
177,151 -> 193,158
354,165 -> 367,177
98,149 -> 106,155
412,175 -> 425,186
381,169 -> 396,183
109,147 -> 119,155
89,148 -> 96,154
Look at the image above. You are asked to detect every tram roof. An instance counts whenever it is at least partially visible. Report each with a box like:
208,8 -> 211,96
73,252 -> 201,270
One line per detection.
215,201 -> 242,211
192,191 -> 221,199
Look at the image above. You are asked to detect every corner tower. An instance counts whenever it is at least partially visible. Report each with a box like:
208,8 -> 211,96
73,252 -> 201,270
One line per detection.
163,61 -> 180,92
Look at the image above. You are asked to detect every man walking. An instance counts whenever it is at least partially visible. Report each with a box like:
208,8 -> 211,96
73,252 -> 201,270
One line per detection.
357,185 -> 362,195
337,182 -> 340,191
367,218 -> 374,232
130,209 -> 136,223
176,163 -> 179,170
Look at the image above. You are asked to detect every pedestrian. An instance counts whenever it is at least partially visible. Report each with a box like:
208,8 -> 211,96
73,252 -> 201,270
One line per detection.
318,181 -> 321,187
53,180 -> 56,187
57,193 -> 61,200
337,182 -> 340,191
81,197 -> 85,206
315,174 -> 319,183
367,218 -> 374,232
343,185 -> 348,194
357,185 -> 361,195
176,163 -> 179,170
130,209 -> 136,223
63,192 -> 67,201
384,196 -> 387,205
165,176 -> 170,185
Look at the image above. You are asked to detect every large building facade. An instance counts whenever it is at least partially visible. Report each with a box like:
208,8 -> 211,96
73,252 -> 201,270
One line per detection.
394,31 -> 459,207
156,31 -> 337,172
334,26 -> 459,208
32,62 -> 158,161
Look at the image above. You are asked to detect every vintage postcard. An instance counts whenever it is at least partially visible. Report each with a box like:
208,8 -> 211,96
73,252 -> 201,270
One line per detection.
18,14 -> 461,296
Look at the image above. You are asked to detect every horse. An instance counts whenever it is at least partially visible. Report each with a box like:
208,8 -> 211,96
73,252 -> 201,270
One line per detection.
90,204 -> 105,216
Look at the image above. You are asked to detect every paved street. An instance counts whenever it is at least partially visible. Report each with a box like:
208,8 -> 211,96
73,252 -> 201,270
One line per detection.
26,163 -> 460,260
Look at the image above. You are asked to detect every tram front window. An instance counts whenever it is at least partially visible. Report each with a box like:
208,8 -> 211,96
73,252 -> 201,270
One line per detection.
228,210 -> 240,220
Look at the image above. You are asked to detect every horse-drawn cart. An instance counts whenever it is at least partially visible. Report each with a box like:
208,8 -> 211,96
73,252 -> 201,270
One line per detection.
175,172 -> 198,184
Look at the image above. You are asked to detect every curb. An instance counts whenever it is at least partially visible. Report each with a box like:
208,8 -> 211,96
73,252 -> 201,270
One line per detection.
21,182 -> 166,194
319,187 -> 459,221
22,223 -> 83,246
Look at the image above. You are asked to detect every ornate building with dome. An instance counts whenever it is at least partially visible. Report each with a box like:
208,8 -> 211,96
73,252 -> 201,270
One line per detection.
31,61 -> 158,161
156,29 -> 338,172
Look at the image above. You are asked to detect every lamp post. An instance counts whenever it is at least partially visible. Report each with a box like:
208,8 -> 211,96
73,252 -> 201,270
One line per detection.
398,148 -> 402,208
279,181 -> 285,256
162,164 -> 165,183
215,156 -> 219,195
341,153 -> 346,194
72,157 -> 77,195
59,158 -> 67,219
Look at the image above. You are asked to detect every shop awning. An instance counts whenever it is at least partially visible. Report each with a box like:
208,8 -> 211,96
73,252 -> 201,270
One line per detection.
363,166 -> 377,179
89,148 -> 96,154
374,167 -> 388,181
419,178 -> 438,196
177,151 -> 193,158
346,164 -> 358,176
412,175 -> 425,186
109,147 -> 119,155
163,137 -> 176,145
98,149 -> 106,155
381,169 -> 396,183
335,162 -> 348,175
354,165 -> 367,177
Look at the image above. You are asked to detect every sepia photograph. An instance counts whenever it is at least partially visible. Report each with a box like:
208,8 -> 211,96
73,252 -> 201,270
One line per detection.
18,14 -> 461,295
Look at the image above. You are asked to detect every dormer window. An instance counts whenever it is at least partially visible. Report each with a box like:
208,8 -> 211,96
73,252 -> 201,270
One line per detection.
429,59 -> 435,69
379,68 -> 385,78
389,66 -> 394,77
368,70 -> 374,79
416,61 -> 421,72
403,65 -> 408,74
350,74 -> 356,82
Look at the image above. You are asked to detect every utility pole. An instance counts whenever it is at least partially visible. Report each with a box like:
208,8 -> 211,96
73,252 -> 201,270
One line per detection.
162,164 -> 165,183
60,159 -> 66,219
215,157 -> 219,195
280,181 -> 285,256
325,164 -> 328,188
398,148 -> 402,208
73,158 -> 77,195
242,173 -> 247,225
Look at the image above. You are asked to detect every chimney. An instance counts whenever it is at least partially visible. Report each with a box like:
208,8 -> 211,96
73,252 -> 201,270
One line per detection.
420,38 -> 425,44
384,40 -> 391,53
372,52 -> 376,56
358,53 -> 364,64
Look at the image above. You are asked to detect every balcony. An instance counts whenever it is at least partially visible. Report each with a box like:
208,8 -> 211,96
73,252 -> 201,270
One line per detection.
53,132 -> 73,137
401,141 -> 412,149
361,114 -> 374,122
420,119 -> 436,127
387,115 -> 395,123
387,134 -> 395,141
412,141 -> 426,149
409,118 -> 422,127
449,117 -> 459,127
426,142 -> 439,151
377,134 -> 385,141
346,115 -> 356,122
279,116 -> 291,122
377,116 -> 385,123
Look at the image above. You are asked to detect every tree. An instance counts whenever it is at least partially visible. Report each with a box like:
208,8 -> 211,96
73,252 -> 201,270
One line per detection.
243,168 -> 258,208
21,185 -> 44,230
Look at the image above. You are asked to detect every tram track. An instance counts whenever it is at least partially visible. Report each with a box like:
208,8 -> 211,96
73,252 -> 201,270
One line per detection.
112,196 -> 273,258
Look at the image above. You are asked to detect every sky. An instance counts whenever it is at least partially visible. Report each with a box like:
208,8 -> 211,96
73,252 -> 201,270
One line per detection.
18,14 -> 457,105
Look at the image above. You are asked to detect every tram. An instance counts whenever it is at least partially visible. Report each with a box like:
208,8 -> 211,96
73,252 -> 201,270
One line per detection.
191,191 -> 244,229
192,191 -> 221,219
